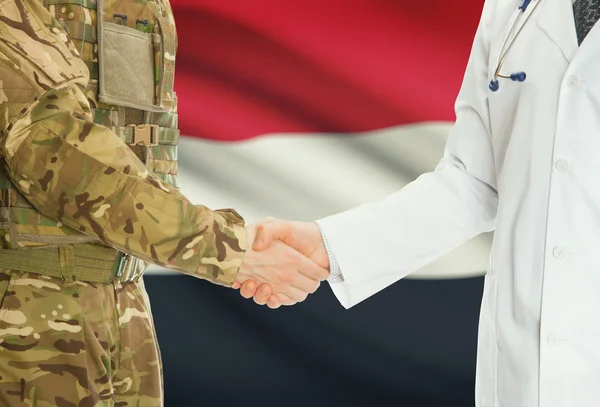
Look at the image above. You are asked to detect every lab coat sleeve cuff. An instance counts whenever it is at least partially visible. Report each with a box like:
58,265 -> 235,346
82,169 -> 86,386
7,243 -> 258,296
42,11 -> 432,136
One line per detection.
315,222 -> 345,284
316,209 -> 399,309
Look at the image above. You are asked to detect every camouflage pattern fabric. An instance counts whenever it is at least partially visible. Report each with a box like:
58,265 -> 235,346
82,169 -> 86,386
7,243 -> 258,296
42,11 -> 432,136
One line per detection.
0,268 -> 162,407
0,1 -> 249,405
0,0 -> 247,287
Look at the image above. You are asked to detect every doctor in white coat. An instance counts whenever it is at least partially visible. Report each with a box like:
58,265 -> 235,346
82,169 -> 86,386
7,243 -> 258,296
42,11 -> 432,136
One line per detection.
235,0 -> 600,405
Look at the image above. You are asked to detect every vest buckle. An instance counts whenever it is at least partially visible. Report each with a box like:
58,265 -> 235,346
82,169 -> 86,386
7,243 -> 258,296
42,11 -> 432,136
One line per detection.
127,124 -> 159,146
113,251 -> 144,283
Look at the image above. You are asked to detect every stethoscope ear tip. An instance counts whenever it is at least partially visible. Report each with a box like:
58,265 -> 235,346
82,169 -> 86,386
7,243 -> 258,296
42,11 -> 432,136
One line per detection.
510,71 -> 526,82
489,80 -> 500,92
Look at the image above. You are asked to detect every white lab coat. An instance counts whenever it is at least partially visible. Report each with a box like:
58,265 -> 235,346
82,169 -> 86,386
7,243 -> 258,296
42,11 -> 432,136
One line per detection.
317,0 -> 600,405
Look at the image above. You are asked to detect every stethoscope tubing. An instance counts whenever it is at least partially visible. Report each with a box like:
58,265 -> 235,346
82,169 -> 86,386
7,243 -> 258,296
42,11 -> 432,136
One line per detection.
490,0 -> 543,91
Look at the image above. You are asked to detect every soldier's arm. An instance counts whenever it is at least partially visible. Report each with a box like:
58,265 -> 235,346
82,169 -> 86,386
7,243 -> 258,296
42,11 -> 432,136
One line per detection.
0,0 -> 246,286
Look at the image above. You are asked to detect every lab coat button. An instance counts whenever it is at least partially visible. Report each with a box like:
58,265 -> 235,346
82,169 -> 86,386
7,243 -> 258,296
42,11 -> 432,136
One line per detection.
556,159 -> 569,172
553,246 -> 566,259
547,333 -> 560,345
567,75 -> 579,87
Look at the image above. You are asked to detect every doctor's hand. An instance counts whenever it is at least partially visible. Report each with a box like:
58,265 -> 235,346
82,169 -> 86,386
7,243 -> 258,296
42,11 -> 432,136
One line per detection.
234,224 -> 329,306
232,219 -> 329,308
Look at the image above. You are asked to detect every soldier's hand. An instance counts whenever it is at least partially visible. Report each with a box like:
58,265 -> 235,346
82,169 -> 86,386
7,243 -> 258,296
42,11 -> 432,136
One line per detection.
233,219 -> 330,308
234,224 -> 329,307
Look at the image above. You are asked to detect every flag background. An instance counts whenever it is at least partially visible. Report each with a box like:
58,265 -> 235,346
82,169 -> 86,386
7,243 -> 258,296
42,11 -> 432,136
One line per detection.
145,0 -> 489,405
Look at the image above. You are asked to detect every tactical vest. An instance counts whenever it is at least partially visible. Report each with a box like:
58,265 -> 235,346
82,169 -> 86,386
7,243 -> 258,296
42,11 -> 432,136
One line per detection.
0,0 -> 180,281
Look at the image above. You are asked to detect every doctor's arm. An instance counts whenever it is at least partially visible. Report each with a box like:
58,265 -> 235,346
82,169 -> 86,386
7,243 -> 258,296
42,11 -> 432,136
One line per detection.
239,0 -> 500,309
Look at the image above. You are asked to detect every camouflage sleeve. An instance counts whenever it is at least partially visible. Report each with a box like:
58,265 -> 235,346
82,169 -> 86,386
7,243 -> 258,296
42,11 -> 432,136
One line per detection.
0,0 -> 246,286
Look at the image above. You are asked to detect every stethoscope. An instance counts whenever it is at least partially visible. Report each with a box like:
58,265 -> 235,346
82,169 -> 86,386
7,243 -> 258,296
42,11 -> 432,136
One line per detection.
489,0 -> 543,91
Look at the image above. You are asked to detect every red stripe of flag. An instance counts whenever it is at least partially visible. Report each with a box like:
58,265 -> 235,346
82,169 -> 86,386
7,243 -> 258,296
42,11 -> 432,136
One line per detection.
171,0 -> 485,141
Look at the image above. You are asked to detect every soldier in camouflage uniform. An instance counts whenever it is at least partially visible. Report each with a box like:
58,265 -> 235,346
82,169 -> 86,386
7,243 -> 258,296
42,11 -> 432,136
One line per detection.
0,0 -> 329,406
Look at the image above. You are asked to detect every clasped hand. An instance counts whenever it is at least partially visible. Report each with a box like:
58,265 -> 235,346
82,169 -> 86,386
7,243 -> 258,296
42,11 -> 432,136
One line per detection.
234,219 -> 329,308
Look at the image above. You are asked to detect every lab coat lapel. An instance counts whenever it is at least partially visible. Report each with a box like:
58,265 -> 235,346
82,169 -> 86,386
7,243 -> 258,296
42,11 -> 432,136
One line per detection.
536,0 -> 578,61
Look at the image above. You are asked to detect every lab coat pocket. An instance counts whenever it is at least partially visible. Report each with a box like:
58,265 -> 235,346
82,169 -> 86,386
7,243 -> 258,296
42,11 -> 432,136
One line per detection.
475,267 -> 498,407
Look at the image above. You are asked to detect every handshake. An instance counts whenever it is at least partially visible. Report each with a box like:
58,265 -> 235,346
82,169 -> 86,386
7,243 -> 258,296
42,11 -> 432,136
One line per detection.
232,218 -> 330,309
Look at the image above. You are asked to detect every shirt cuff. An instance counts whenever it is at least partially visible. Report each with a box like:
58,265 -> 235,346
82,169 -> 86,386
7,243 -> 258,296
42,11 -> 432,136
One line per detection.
315,222 -> 345,284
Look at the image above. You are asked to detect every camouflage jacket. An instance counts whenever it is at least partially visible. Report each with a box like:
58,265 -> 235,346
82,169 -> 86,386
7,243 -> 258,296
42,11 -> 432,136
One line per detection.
0,0 -> 246,286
